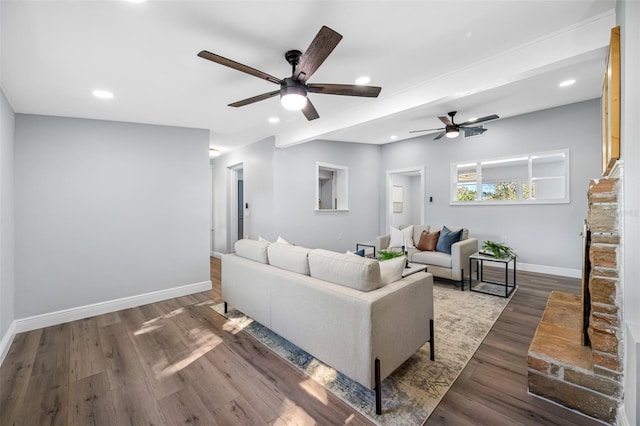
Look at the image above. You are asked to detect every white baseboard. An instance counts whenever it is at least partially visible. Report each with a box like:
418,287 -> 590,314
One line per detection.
0,321 -> 17,367
517,262 -> 581,278
619,405 -> 630,426
13,280 -> 212,334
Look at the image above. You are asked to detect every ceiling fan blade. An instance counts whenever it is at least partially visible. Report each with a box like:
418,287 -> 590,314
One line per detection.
409,127 -> 444,134
307,83 -> 381,97
433,131 -> 446,140
228,90 -> 281,108
293,26 -> 343,82
302,98 -> 320,121
459,114 -> 499,126
198,50 -> 283,85
460,126 -> 487,133
438,115 -> 453,126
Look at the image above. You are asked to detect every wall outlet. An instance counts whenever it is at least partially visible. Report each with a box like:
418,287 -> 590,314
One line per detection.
502,235 -> 508,243
338,233 -> 343,240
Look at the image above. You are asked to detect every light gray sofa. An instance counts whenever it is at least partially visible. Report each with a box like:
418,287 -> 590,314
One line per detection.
376,225 -> 478,286
222,239 -> 434,415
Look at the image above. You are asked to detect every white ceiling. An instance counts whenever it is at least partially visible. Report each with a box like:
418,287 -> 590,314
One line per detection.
0,1 -> 617,152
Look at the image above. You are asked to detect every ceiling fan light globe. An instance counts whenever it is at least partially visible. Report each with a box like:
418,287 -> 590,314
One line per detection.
446,128 -> 459,138
280,83 -> 308,111
281,93 -> 307,110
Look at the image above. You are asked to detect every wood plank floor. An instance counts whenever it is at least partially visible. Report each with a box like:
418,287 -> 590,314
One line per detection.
0,257 -> 603,425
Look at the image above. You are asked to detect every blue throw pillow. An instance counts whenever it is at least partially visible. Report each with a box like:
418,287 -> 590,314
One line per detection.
354,249 -> 365,257
436,226 -> 463,254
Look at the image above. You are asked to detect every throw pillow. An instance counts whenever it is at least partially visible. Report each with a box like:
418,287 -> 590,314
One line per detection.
258,236 -> 271,243
276,236 -> 290,244
379,256 -> 405,285
354,249 -> 365,257
389,225 -> 415,248
436,226 -> 463,255
417,230 -> 440,251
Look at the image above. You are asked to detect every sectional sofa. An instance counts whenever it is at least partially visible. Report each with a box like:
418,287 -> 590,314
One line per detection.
222,239 -> 435,414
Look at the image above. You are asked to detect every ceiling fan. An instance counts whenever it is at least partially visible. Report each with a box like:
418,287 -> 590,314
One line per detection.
410,111 -> 499,140
198,26 -> 382,121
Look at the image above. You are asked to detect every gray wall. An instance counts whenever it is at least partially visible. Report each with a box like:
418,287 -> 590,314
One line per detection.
212,138 -> 380,253
272,140 -> 380,252
211,137 -> 275,253
14,115 -> 210,318
212,100 -> 600,271
0,89 -> 15,340
380,99 -> 601,271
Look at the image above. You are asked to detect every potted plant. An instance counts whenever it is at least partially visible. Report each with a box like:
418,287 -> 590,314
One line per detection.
378,250 -> 406,261
481,240 -> 517,259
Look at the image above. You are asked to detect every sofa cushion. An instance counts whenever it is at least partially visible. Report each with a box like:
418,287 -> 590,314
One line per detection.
379,256 -> 406,285
436,226 -> 464,254
267,242 -> 311,275
235,239 -> 270,264
308,249 -> 381,292
416,230 -> 440,251
389,225 -> 414,248
412,250 -> 452,268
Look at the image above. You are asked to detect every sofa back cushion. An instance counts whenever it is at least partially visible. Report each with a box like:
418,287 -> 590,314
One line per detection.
268,242 -> 311,275
235,239 -> 270,264
308,249 -> 381,292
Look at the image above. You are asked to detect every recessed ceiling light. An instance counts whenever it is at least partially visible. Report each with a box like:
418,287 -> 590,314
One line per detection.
355,76 -> 371,85
559,79 -> 576,87
92,89 -> 114,99
390,135 -> 398,140
268,117 -> 280,124
124,0 -> 147,3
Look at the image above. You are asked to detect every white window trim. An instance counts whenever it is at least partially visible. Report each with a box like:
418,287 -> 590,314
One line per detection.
450,149 -> 570,205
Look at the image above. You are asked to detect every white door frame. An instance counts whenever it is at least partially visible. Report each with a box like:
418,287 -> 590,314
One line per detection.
227,162 -> 244,252
385,166 -> 425,231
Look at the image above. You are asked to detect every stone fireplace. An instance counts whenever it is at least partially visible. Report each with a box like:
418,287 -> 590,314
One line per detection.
527,178 -> 623,424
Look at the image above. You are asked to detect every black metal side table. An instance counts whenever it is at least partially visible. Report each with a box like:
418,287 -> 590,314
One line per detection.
468,252 -> 516,298
355,243 -> 376,258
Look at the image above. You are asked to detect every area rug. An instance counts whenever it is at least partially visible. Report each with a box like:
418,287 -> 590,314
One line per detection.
211,283 -> 516,425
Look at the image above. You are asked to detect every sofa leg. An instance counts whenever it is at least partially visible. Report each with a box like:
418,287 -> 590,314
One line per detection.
224,302 -> 228,314
460,268 -> 464,291
429,318 -> 435,361
375,358 -> 382,415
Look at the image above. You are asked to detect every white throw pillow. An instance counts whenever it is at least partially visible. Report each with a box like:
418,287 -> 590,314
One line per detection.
276,236 -> 290,244
258,236 -> 271,243
379,256 -> 406,285
389,225 -> 415,248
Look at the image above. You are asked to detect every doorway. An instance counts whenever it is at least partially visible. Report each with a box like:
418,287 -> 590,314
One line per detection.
386,167 -> 425,230
228,163 -> 244,251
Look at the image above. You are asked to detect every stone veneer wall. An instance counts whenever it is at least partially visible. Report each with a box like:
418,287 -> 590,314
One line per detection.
527,177 -> 623,424
587,178 -> 623,378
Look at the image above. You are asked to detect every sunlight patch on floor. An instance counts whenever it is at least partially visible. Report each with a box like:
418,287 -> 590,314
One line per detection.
273,405 -> 317,425
299,377 -> 329,404
153,331 -> 221,380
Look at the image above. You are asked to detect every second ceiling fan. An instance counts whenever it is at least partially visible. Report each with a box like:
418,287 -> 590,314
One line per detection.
198,26 -> 382,121
410,111 -> 499,140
